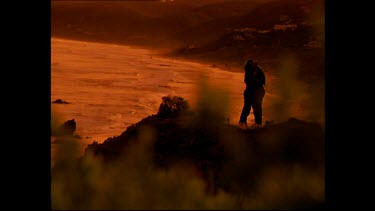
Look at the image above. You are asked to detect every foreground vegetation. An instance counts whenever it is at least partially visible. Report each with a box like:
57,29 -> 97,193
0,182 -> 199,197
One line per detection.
52,95 -> 324,209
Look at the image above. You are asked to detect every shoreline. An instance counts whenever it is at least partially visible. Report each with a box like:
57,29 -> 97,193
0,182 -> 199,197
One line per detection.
51,36 -> 246,73
50,36 -> 298,80
51,36 -> 325,131
51,38 -> 248,156
51,37 -> 325,162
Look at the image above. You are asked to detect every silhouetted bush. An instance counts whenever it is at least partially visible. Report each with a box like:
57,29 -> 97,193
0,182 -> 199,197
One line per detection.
157,95 -> 189,118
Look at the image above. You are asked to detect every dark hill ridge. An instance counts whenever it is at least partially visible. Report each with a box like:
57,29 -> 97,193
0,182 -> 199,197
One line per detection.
84,109 -> 324,196
86,113 -> 324,168
52,95 -> 324,209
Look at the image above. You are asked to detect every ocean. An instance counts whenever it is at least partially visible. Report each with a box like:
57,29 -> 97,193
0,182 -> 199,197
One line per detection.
51,38 -> 251,163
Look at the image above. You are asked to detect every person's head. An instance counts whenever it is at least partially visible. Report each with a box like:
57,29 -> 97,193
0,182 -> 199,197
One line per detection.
244,59 -> 258,71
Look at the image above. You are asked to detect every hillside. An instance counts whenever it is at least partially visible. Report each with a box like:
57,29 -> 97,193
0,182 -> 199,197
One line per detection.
52,95 -> 325,209
168,0 -> 324,75
51,0 -> 264,48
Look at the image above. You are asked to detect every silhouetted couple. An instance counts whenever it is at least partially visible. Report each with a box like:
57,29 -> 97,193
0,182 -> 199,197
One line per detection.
239,59 -> 266,128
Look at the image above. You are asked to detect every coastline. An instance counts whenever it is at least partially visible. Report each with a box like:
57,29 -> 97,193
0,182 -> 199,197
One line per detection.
51,37 -> 250,157
50,36 -> 302,80
51,37 -> 325,148
51,36 -> 246,73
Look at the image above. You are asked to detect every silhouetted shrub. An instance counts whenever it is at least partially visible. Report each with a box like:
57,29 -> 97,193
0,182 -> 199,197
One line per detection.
157,95 -> 189,118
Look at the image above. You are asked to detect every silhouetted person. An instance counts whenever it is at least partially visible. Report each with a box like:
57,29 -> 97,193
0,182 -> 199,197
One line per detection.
239,59 -> 266,128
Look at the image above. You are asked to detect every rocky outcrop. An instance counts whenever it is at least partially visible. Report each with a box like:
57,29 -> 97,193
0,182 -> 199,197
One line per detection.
52,119 -> 76,136
52,99 -> 70,104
